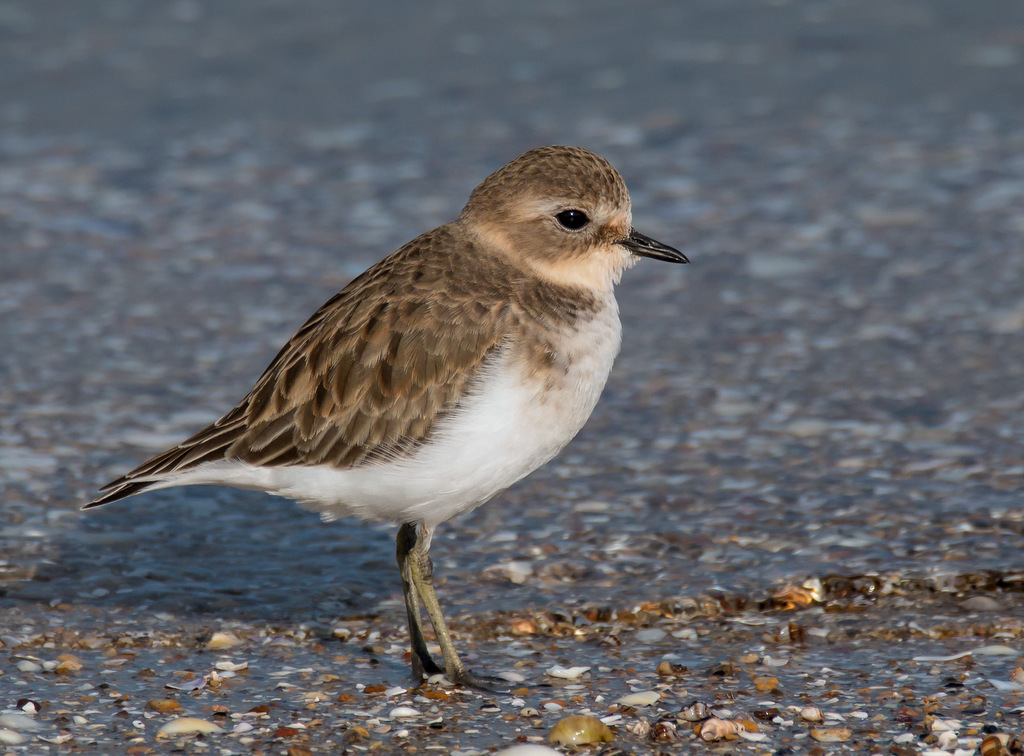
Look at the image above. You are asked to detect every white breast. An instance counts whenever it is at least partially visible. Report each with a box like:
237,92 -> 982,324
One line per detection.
162,295 -> 622,528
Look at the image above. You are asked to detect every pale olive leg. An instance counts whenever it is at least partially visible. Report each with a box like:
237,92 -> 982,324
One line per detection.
396,523 -> 443,678
396,523 -> 508,691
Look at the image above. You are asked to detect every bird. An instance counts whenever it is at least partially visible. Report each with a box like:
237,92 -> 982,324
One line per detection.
84,145 -> 688,689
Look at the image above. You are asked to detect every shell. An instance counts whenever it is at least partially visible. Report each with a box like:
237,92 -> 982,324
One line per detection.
156,718 -> 225,737
617,690 -> 660,707
547,715 -> 614,746
679,701 -> 712,722
205,632 -> 243,650
697,718 -> 744,742
798,706 -> 824,722
652,720 -> 678,742
980,733 -> 1010,756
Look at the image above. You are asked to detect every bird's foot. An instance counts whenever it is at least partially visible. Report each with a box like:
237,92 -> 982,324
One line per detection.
436,668 -> 513,693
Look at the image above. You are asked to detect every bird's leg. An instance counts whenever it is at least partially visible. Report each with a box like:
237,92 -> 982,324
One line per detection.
404,524 -> 470,685
397,524 -> 510,691
396,523 -> 443,679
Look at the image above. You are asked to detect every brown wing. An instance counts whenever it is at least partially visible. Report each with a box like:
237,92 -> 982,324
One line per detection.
86,225 -> 514,507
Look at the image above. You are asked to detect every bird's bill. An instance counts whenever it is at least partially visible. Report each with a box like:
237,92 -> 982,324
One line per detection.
619,229 -> 689,264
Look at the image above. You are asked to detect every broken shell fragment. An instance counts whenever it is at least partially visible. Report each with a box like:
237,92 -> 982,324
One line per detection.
545,665 -> 590,680
205,632 -> 242,650
617,690 -> 660,707
547,714 -> 613,746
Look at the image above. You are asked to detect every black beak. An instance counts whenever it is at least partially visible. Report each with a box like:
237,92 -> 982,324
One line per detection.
618,229 -> 689,264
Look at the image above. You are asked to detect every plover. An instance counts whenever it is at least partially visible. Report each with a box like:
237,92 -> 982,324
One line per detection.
85,145 -> 687,688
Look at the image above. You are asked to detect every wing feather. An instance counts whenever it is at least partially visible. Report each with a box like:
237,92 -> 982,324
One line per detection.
86,225 -> 515,507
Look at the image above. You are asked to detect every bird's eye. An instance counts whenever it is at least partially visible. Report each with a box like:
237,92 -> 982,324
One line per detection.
555,209 -> 590,230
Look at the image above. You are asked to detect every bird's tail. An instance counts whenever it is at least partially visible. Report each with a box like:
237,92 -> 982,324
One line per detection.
83,479 -> 162,509
83,407 -> 249,510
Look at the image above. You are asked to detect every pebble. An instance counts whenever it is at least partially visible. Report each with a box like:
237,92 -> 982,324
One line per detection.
495,747 -> 563,756
156,718 -> 225,737
14,660 -> 41,673
810,728 -> 852,742
547,715 -> 613,746
146,699 -> 181,713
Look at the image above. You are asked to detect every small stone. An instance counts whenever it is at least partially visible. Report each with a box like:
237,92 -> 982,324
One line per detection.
810,728 -> 852,742
548,715 -> 613,746
156,718 -> 225,737
15,660 -> 41,673
656,660 -> 685,675
146,699 -> 181,713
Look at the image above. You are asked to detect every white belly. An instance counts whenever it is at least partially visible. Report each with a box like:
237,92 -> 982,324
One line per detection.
163,298 -> 622,528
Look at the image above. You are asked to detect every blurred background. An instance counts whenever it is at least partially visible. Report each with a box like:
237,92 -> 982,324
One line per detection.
3,0 -> 1024,630
1,1 -> 1024,748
